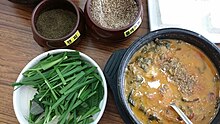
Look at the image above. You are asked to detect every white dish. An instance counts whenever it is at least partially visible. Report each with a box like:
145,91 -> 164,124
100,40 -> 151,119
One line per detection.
13,49 -> 108,124
148,0 -> 220,43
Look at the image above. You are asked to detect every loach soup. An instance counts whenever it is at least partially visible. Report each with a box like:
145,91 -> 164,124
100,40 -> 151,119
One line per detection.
124,39 -> 220,124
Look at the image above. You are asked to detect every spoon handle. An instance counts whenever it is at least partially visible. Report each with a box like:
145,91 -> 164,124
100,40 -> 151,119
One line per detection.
170,103 -> 193,124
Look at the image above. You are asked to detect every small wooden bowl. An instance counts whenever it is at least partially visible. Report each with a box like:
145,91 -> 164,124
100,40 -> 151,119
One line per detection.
8,0 -> 41,5
31,0 -> 85,49
84,0 -> 143,42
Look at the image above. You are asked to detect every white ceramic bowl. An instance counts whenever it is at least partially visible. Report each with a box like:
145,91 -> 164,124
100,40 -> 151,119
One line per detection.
13,49 -> 108,124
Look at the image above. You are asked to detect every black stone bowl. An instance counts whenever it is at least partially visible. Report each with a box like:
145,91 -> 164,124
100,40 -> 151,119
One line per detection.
104,28 -> 220,124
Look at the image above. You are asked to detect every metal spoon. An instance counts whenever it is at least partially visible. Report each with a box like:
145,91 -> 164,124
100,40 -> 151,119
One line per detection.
170,103 -> 193,124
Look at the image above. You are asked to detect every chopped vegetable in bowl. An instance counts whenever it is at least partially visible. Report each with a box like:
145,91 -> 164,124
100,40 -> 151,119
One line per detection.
12,49 -> 107,124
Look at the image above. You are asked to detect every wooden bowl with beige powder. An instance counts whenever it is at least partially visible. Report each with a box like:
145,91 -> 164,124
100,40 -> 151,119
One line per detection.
84,0 -> 143,41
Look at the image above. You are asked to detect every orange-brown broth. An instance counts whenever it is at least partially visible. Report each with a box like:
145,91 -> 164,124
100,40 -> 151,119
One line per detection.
125,39 -> 220,124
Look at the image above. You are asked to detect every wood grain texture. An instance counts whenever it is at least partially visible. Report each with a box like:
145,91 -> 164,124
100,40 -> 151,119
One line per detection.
0,0 -> 219,124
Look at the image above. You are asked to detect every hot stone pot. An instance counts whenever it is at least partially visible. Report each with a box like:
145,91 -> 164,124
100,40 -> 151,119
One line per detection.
104,28 -> 220,124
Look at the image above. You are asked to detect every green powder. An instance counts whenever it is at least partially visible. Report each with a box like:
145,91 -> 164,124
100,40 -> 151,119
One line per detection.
36,9 -> 77,39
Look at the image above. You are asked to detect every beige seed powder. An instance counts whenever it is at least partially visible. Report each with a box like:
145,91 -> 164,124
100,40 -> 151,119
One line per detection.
90,0 -> 139,29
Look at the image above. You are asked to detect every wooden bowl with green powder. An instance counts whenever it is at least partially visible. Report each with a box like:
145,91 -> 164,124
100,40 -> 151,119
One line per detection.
9,0 -> 41,5
31,0 -> 85,49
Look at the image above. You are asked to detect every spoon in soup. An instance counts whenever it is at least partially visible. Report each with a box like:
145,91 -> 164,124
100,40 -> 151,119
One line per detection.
170,103 -> 193,124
